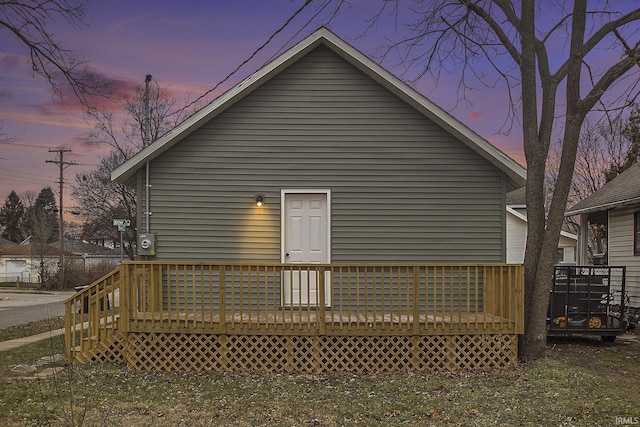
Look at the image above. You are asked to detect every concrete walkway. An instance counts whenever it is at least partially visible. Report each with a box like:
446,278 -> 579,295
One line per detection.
0,327 -> 64,352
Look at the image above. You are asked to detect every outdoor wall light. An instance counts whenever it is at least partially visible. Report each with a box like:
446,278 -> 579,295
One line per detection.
255,194 -> 265,207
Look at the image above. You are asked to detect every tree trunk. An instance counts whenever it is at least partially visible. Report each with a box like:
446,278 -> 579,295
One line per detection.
519,0 -> 588,360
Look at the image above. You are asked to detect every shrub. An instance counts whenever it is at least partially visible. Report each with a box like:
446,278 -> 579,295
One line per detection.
60,258 -> 119,289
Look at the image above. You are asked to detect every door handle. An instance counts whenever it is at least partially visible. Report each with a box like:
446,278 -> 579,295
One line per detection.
285,252 -> 290,257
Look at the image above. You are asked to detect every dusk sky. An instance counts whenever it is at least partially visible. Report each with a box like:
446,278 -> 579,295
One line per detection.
0,0 -> 530,222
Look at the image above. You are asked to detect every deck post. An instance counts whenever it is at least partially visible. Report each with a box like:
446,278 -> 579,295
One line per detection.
412,266 -> 420,334
148,263 -> 157,312
483,266 -> 492,329
64,296 -> 72,362
219,265 -> 227,333
318,267 -> 326,335
89,291 -> 99,341
120,263 -> 130,333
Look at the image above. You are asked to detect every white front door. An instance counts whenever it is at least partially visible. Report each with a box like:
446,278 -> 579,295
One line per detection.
282,190 -> 330,306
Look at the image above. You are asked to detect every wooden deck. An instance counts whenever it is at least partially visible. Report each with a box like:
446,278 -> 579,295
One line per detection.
65,262 -> 524,372
130,310 -> 516,335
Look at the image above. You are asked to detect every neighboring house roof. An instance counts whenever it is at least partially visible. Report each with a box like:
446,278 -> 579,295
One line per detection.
0,244 -> 67,256
0,237 -> 17,245
61,239 -> 120,256
0,240 -> 118,257
112,27 -> 526,187
566,162 -> 640,216
506,187 -> 526,207
506,206 -> 528,224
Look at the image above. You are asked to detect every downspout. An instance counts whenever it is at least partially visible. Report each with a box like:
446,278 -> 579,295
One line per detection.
145,160 -> 150,233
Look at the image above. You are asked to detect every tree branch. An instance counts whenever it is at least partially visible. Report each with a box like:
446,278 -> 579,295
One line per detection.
0,0 -> 113,106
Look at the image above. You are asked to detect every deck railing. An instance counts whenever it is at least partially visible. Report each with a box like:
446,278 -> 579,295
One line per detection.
65,262 -> 523,362
122,262 -> 524,336
64,268 -> 121,362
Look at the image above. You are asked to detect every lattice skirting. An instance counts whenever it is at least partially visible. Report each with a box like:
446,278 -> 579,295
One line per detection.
73,335 -> 125,365
119,333 -> 517,373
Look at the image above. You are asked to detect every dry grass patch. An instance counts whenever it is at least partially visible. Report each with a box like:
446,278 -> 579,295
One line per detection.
0,318 -> 64,343
0,333 -> 638,426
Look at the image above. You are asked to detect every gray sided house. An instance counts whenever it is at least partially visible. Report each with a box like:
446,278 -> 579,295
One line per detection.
70,28 -> 527,372
112,28 -> 526,264
566,162 -> 640,309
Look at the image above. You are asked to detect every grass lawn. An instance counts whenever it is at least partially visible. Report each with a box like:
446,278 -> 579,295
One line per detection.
0,318 -> 64,343
0,329 -> 638,426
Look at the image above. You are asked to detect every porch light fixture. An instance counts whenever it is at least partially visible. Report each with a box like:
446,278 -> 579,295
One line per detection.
255,194 -> 265,207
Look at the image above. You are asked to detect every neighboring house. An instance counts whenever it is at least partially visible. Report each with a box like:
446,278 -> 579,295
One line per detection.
0,239 -> 120,284
0,244 -> 61,283
506,187 -> 577,264
565,162 -> 640,309
66,28 -> 527,373
61,238 -> 122,266
82,229 -> 121,250
112,28 -> 526,263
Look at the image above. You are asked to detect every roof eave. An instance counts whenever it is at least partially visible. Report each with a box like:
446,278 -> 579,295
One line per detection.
565,196 -> 640,217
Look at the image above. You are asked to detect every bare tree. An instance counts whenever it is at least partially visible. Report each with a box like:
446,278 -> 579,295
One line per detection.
122,80 -> 188,148
607,103 -> 640,180
321,1 -> 640,359
85,79 -> 189,154
73,150 -> 137,259
30,209 -> 56,288
0,0 -> 112,104
548,114 -> 634,260
21,190 -> 37,207
73,79 -> 191,258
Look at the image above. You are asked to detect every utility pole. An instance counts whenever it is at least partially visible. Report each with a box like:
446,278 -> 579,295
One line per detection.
143,74 -> 153,235
47,148 -> 78,288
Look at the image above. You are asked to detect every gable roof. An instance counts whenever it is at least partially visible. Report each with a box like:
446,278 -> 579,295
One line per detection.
112,28 -> 526,186
566,162 -> 640,216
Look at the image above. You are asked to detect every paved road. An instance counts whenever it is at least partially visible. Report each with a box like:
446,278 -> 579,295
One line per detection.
0,291 -> 74,329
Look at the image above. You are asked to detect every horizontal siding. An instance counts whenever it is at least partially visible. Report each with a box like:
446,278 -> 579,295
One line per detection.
506,214 -> 526,264
145,46 -> 506,263
609,209 -> 640,307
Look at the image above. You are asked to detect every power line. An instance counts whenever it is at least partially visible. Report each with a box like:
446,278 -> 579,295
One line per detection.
265,0 -> 339,62
1,141 -> 60,149
168,0 -> 313,118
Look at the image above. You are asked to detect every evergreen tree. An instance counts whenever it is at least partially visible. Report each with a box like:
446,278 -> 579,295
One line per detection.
0,191 -> 25,243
